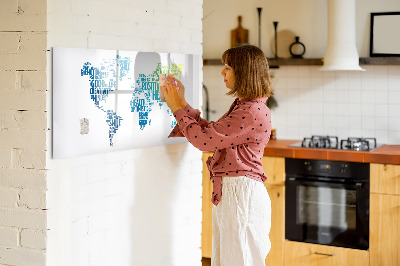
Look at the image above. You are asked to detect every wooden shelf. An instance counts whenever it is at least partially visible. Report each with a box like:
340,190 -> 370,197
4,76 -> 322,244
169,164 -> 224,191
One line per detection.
203,58 -> 323,67
203,57 -> 400,67
359,57 -> 400,65
268,58 -> 323,67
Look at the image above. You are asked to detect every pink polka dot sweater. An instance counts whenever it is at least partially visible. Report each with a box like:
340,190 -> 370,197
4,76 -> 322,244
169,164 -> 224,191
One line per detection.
168,97 -> 272,206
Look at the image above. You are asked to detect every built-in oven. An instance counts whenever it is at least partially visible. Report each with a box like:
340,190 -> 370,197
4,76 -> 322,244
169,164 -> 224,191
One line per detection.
285,158 -> 370,250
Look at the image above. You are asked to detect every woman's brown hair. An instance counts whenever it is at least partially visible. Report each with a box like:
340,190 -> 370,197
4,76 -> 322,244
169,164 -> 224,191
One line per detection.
221,44 -> 273,99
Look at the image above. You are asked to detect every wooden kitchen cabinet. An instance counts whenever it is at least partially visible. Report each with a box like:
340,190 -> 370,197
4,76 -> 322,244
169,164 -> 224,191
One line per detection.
202,152 -> 213,258
261,156 -> 285,186
262,156 -> 285,266
370,163 -> 400,195
264,184 -> 285,266
201,154 -> 286,266
370,163 -> 400,266
370,193 -> 400,266
284,240 -> 369,266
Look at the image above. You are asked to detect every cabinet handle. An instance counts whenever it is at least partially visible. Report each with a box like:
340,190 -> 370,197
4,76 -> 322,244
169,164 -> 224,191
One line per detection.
313,252 -> 335,257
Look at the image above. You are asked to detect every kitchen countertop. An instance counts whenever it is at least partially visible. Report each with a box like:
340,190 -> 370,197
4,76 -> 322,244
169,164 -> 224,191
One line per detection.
263,139 -> 400,165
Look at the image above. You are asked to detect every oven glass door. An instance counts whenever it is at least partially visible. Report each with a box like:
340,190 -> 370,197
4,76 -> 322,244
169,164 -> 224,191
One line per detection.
285,179 -> 369,250
298,185 -> 356,231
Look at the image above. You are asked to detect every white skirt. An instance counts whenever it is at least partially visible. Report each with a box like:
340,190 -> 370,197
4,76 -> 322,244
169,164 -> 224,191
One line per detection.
212,176 -> 271,266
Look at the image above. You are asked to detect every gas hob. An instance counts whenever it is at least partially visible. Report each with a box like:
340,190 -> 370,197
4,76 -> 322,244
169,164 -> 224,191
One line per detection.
289,135 -> 383,151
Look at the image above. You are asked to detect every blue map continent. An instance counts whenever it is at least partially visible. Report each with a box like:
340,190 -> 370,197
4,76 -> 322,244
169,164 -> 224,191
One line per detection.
81,60 -> 123,147
130,63 -> 177,130
81,55 -> 178,147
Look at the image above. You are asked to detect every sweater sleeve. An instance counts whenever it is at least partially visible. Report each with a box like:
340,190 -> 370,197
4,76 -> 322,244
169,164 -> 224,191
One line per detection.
168,103 -> 211,138
172,106 -> 257,152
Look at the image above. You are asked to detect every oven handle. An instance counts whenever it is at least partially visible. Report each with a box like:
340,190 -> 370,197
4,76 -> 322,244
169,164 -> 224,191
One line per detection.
286,177 -> 364,189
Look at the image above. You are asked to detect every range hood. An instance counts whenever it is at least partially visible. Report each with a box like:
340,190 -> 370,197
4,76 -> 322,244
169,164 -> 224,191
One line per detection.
320,0 -> 365,71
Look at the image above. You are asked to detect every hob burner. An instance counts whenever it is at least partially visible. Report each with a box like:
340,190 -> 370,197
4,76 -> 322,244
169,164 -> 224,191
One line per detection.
340,137 -> 377,151
301,135 -> 339,149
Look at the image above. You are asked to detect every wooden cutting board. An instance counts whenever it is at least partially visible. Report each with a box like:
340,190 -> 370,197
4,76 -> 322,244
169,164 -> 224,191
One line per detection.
231,16 -> 249,48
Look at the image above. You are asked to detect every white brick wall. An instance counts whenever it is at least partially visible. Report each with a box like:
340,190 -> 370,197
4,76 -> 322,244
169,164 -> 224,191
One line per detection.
0,248 -> 46,266
21,229 -> 47,250
46,1 -> 203,266
0,227 -> 19,247
0,187 -> 19,208
0,0 -> 48,265
0,0 -> 46,32
0,169 -> 47,189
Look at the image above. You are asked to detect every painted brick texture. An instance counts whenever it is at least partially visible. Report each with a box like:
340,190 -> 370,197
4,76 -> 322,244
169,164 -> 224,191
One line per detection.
0,0 -> 48,265
0,227 -> 19,247
46,0 -> 203,265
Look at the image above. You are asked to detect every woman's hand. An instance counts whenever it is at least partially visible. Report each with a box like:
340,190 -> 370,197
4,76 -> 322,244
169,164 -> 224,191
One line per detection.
170,76 -> 187,108
160,78 -> 184,113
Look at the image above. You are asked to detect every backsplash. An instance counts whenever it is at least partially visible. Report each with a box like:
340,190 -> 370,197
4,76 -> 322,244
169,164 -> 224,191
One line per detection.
202,65 -> 400,144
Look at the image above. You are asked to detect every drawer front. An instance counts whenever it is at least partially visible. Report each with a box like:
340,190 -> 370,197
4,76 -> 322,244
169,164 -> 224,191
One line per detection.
284,240 -> 369,266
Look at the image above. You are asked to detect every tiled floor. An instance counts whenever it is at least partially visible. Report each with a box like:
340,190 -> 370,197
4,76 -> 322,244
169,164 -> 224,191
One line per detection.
202,257 -> 211,266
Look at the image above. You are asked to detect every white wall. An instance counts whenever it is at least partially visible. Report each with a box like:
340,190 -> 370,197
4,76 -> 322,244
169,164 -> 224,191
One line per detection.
203,0 -> 400,145
0,0 -> 48,265
46,0 -> 203,266
204,0 -> 325,58
203,0 -> 400,58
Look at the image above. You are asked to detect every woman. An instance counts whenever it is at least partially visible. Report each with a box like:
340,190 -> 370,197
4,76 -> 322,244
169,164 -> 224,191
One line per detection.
161,44 -> 273,266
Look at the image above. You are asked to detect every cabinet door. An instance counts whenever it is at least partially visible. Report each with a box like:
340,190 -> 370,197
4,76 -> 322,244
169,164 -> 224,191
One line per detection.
370,163 -> 400,195
370,193 -> 400,266
264,184 -> 285,266
284,241 -> 369,266
202,152 -> 213,258
261,156 -> 285,185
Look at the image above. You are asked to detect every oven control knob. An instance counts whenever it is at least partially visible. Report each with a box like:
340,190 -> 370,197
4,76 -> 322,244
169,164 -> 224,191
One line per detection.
340,164 -> 347,174
305,162 -> 312,171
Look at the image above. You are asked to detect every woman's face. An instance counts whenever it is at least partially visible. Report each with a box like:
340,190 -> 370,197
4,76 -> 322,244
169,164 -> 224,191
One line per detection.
220,64 -> 235,89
